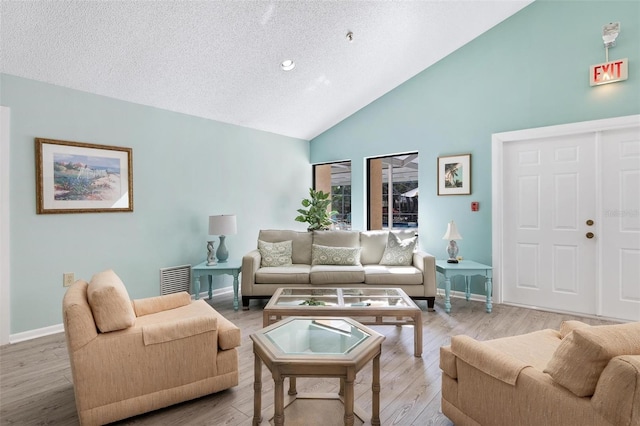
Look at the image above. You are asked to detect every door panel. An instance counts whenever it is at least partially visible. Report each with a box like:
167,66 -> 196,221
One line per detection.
503,134 -> 596,314
600,127 -> 640,321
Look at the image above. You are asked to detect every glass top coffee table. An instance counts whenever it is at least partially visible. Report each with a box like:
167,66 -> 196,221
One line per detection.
250,316 -> 385,426
263,287 -> 423,357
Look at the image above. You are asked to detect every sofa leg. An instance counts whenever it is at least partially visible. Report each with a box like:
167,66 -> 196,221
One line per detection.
242,296 -> 250,310
427,297 -> 435,312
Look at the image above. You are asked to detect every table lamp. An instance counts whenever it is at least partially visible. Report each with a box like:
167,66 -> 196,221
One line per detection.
442,220 -> 462,263
209,214 -> 237,263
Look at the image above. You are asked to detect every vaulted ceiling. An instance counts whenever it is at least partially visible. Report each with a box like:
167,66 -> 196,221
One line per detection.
1,1 -> 532,140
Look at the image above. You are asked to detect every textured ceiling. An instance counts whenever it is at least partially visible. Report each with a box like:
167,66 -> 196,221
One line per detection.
1,1 -> 532,140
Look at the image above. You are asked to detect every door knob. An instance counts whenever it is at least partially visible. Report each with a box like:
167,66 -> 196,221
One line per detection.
586,232 -> 595,239
586,219 -> 594,226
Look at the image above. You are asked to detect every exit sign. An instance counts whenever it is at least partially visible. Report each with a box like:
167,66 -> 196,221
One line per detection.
590,58 -> 628,86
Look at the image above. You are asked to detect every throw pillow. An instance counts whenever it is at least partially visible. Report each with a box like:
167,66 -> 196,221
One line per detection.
312,244 -> 361,266
258,240 -> 293,267
87,269 -> 136,333
543,322 -> 640,397
379,232 -> 417,266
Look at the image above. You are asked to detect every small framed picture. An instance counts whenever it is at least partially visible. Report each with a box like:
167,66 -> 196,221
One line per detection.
437,154 -> 471,195
35,138 -> 133,214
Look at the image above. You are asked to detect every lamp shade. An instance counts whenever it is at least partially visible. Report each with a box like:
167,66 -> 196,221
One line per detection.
209,214 -> 237,236
442,220 -> 462,240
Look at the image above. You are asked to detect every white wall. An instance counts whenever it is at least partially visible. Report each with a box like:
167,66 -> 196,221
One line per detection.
1,106 -> 10,345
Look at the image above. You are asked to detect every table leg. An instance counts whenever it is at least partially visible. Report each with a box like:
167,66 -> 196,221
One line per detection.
414,312 -> 423,357
371,351 -> 381,426
343,369 -> 355,426
444,275 -> 452,313
253,355 -> 262,426
232,270 -> 240,311
288,377 -> 297,395
193,274 -> 201,300
208,275 -> 213,300
465,276 -> 471,301
273,372 -> 285,426
485,275 -> 493,313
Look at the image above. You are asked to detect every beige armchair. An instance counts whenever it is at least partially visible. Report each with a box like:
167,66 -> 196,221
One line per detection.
62,270 -> 241,426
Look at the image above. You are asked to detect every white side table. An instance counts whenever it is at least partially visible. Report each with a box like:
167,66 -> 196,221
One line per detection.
192,260 -> 242,311
435,260 -> 492,313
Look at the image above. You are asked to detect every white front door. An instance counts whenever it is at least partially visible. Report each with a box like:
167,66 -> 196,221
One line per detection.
600,127 -> 640,321
502,133 -> 597,314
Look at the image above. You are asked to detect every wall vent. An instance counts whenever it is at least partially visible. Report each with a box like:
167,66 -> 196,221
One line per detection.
160,264 -> 191,295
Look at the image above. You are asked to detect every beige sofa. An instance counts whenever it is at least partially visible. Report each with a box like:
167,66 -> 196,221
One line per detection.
63,270 -> 241,425
241,229 -> 436,309
440,320 -> 640,426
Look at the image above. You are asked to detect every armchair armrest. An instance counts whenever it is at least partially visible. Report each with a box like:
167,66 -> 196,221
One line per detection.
142,315 -> 217,345
451,335 -> 530,385
132,291 -> 191,317
592,355 -> 640,426
241,249 -> 261,297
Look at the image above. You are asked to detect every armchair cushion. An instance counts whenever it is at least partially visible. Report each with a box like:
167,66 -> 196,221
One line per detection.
87,269 -> 136,332
544,322 -> 640,397
132,292 -> 191,316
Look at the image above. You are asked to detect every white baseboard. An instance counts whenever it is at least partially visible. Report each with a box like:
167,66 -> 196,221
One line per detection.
7,287 -> 236,344
10,323 -> 64,344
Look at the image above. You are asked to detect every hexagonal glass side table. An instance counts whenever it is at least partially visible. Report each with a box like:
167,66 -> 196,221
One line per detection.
250,317 -> 385,426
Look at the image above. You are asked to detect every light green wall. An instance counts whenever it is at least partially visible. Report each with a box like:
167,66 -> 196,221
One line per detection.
310,0 -> 640,293
2,74 -> 311,334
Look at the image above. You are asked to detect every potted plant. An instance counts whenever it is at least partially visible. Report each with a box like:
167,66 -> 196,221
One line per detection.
295,188 -> 338,231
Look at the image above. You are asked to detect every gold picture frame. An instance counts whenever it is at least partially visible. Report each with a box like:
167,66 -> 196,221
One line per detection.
437,154 -> 471,195
35,138 -> 133,214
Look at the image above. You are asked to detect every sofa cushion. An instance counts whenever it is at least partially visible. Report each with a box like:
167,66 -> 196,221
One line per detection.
313,230 -> 360,248
544,322 -> 640,397
360,230 -> 416,265
363,265 -> 423,285
87,269 -> 136,333
312,244 -> 361,266
380,232 -> 417,266
255,265 -> 311,284
310,265 -> 365,284
258,240 -> 293,267
258,230 -> 312,265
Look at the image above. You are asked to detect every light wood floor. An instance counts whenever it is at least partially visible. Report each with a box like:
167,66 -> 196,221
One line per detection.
0,292 -> 617,426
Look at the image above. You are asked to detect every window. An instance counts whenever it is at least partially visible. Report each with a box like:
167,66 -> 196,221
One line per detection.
367,153 -> 418,230
313,161 -> 351,230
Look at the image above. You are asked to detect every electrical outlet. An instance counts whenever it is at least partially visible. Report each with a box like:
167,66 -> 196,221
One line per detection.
63,273 -> 75,287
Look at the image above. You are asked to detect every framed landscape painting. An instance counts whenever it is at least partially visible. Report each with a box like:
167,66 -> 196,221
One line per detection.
35,138 -> 133,214
437,154 -> 471,195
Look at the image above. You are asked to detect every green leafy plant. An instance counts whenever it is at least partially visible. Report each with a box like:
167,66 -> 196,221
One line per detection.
299,298 -> 325,306
295,188 -> 338,231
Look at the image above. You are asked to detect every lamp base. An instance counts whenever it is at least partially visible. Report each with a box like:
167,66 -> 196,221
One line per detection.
447,259 -> 459,264
216,235 -> 229,263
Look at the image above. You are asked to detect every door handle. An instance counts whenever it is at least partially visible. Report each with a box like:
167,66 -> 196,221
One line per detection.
586,232 -> 595,239
586,219 -> 594,226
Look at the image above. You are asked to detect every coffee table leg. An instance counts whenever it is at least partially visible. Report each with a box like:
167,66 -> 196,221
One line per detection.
343,369 -> 355,426
372,351 -> 381,426
273,372 -> 285,426
253,356 -> 262,426
414,312 -> 423,357
288,377 -> 297,395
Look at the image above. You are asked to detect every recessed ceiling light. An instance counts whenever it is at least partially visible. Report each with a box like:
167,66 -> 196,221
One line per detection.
281,59 -> 295,71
